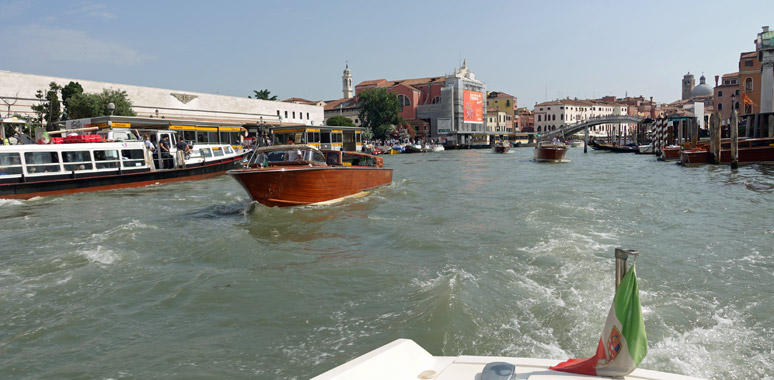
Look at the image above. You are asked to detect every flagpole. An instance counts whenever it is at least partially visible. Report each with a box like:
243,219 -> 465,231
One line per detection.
615,248 -> 638,289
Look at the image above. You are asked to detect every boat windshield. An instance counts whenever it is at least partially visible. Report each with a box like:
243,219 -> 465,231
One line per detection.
246,148 -> 326,166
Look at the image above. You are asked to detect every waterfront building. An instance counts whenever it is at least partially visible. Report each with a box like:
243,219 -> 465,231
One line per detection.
533,98 -> 629,137
515,107 -> 534,131
0,71 -> 323,135
486,91 -> 517,132
486,109 -> 510,132
739,51 -> 761,115
323,98 -> 361,126
352,61 -> 486,145
756,26 -> 774,113
713,73 -> 740,125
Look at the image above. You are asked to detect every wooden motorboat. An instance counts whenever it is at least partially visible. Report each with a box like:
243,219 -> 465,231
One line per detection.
227,145 -> 393,207
660,145 -> 681,160
0,132 -> 245,199
680,137 -> 774,165
492,141 -> 510,154
534,141 -> 568,162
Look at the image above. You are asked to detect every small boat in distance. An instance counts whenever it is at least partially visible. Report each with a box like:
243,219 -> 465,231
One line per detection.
534,140 -> 568,162
492,140 -> 510,154
227,145 -> 393,207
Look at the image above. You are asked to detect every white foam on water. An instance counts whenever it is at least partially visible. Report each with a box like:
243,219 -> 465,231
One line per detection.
646,306 -> 771,379
0,198 -> 24,206
78,245 -> 118,265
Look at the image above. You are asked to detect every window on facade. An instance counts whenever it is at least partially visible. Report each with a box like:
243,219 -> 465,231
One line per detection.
292,112 -> 296,119
745,60 -> 753,67
718,90 -> 723,97
284,111 -> 288,118
397,94 -> 410,106
306,112 -> 309,119
552,115 -> 555,121
432,96 -> 441,104
538,115 -> 542,121
718,103 -> 723,111
745,78 -> 753,91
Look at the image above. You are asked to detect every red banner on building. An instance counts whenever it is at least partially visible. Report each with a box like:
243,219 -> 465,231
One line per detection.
463,90 -> 483,123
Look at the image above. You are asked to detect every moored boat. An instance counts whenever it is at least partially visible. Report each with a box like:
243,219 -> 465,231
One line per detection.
227,144 -> 393,207
679,137 -> 774,165
534,140 -> 568,162
660,145 -> 681,160
0,131 -> 245,199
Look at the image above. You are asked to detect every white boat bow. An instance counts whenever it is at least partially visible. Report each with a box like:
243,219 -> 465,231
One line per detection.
312,339 -> 705,380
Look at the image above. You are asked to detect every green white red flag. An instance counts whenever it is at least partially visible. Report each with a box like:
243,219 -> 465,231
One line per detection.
550,266 -> 647,376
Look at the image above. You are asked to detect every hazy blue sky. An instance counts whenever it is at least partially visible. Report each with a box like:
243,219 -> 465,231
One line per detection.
2,0 -> 772,108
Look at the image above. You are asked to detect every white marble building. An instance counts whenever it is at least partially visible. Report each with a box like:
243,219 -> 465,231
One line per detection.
534,99 -> 629,136
0,70 -> 323,129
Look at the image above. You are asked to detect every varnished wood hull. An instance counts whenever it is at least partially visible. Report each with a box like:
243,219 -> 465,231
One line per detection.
227,166 -> 393,207
534,145 -> 567,161
680,145 -> 774,165
661,146 -> 681,160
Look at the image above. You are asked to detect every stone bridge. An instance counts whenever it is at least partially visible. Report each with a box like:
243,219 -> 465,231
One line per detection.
541,115 -> 645,140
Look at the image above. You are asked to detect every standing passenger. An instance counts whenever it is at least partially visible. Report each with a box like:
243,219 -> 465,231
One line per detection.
159,135 -> 172,169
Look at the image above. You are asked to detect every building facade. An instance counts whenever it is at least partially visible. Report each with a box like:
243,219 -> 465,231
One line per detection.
739,51 -> 761,115
486,91 -> 517,132
534,98 -> 629,137
713,73 -> 739,124
352,61 -> 486,144
756,25 -> 774,113
0,71 -> 324,134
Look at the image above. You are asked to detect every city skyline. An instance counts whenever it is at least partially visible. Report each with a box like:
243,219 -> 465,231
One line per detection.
1,0 -> 772,108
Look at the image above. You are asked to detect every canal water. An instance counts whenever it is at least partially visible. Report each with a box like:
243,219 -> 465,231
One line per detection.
1,146 -> 772,380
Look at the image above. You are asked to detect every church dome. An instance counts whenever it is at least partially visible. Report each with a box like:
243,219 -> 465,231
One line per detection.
691,74 -> 713,97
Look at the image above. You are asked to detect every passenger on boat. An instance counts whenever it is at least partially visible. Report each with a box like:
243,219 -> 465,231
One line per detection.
159,135 -> 172,169
176,137 -> 192,159
143,134 -> 156,152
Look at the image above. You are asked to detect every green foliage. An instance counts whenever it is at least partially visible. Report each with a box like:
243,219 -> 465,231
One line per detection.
66,89 -> 136,120
326,116 -> 355,127
374,124 -> 394,139
30,82 -> 62,130
357,88 -> 400,139
249,89 -> 277,100
61,81 -> 84,119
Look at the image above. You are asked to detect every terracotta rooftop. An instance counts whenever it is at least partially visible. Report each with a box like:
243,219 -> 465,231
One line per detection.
487,91 -> 516,99
282,97 -> 320,105
740,51 -> 756,58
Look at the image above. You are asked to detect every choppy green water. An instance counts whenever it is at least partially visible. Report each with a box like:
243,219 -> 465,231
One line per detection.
1,147 -> 773,380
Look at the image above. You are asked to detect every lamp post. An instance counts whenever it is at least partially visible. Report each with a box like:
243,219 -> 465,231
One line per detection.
107,102 -> 115,127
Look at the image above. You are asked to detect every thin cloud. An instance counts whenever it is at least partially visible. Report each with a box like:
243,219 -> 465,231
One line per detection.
68,3 -> 117,19
5,25 -> 152,65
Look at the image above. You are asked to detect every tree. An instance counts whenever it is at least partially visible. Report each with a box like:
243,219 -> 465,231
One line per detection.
31,82 -> 62,130
66,89 -> 136,120
326,116 -> 355,127
357,88 -> 400,139
61,81 -> 84,120
249,89 -> 277,100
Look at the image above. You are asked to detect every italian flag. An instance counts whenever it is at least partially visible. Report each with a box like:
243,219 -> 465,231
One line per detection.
550,266 -> 647,377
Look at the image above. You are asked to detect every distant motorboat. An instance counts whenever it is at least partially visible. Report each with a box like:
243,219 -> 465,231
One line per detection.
430,144 -> 445,152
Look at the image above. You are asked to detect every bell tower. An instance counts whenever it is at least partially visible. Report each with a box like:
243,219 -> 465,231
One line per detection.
342,63 -> 353,98
682,72 -> 695,100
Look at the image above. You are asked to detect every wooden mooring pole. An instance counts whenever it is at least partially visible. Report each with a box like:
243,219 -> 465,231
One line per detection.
709,113 -> 720,164
730,109 -> 739,169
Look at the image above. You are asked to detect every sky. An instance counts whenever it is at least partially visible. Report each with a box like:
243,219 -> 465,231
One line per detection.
2,0 -> 773,108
